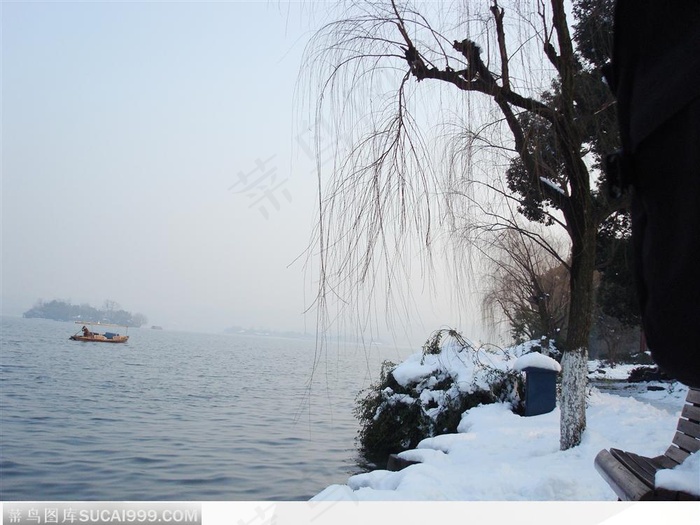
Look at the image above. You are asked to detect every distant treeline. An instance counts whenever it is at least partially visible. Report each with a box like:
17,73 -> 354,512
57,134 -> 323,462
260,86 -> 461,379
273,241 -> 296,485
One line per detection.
224,325 -> 314,339
23,299 -> 147,327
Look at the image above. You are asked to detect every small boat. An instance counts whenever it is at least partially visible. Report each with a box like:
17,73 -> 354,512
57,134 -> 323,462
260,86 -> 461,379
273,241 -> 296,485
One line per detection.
70,322 -> 129,343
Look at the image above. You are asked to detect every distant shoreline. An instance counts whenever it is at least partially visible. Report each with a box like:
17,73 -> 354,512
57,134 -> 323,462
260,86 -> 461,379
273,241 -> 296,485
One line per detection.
21,299 -> 147,328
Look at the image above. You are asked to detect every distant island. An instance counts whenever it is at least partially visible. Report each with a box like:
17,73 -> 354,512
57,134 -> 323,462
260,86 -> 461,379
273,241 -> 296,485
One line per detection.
23,299 -> 148,327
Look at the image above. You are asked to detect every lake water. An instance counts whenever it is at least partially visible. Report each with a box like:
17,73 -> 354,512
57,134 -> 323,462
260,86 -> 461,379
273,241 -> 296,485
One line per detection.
0,316 -> 413,500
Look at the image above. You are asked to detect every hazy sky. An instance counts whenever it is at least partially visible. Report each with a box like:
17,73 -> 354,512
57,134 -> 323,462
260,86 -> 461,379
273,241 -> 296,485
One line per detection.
2,1 -> 486,341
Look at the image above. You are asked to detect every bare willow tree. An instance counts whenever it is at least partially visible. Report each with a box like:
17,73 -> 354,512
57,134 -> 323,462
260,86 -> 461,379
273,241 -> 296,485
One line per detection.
305,0 -> 622,450
481,226 -> 569,346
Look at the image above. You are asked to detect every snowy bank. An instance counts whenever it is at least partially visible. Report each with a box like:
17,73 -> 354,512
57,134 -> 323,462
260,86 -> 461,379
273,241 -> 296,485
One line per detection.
587,360 -> 645,381
314,383 -> 696,500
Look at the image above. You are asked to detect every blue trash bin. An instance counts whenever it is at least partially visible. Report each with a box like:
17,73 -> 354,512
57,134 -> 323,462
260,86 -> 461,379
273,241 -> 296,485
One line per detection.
514,353 -> 561,417
522,366 -> 558,416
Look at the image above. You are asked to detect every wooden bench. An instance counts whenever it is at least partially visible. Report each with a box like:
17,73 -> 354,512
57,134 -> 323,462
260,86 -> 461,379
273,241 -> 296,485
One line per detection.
594,387 -> 700,500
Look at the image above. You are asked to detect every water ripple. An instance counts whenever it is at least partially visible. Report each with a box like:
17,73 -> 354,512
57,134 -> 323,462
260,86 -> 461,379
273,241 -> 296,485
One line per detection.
1,316 -> 413,500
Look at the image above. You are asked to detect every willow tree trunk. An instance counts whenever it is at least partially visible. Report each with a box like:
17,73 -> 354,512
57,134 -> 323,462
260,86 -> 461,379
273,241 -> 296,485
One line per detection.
560,196 -> 596,450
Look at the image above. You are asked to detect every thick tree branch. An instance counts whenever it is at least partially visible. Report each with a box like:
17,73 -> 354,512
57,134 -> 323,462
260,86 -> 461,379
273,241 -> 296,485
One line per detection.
405,42 -> 555,123
538,0 -> 561,73
490,1 -> 510,91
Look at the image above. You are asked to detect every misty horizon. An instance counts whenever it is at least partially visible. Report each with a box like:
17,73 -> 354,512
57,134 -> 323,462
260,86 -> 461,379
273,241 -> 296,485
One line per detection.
2,1 -> 488,347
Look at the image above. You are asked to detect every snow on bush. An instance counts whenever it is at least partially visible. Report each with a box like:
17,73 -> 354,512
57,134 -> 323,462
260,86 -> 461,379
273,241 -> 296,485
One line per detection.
355,330 -> 559,462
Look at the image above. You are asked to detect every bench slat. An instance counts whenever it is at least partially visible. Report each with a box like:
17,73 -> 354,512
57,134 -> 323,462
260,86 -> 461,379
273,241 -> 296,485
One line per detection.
682,403 -> 700,423
664,444 -> 691,465
650,454 -> 679,469
670,431 -> 700,454
610,449 -> 658,487
685,387 -> 700,405
676,418 -> 700,440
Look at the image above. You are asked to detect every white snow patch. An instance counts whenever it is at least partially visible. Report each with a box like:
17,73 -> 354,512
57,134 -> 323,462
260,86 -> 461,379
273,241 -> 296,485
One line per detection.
539,176 -> 566,195
587,360 -> 640,380
655,452 -> 700,496
391,356 -> 441,387
513,352 -> 562,372
390,342 -> 529,395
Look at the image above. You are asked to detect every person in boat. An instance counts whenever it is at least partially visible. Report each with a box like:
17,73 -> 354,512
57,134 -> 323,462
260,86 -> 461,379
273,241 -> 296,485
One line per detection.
81,326 -> 93,337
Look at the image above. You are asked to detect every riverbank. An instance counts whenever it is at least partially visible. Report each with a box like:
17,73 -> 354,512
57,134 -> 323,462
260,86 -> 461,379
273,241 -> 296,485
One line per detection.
313,360 -> 696,500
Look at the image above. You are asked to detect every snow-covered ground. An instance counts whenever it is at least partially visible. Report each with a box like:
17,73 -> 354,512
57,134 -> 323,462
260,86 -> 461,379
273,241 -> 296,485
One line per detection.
313,356 -> 698,501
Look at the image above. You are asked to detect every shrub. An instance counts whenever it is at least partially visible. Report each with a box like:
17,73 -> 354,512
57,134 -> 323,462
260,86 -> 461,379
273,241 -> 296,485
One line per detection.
355,330 -> 531,464
354,360 -> 429,463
